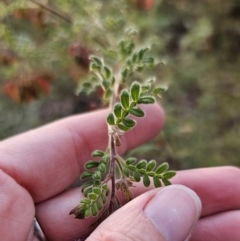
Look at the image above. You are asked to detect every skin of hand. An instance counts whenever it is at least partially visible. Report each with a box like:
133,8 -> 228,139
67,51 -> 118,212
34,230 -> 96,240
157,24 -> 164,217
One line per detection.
0,104 -> 240,241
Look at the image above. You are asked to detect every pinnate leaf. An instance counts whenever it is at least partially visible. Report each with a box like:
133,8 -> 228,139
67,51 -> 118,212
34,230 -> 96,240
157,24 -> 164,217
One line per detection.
80,198 -> 91,205
85,208 -> 91,218
88,193 -> 98,201
163,171 -> 176,179
92,187 -> 101,195
143,57 -> 154,64
92,171 -> 101,180
132,53 -> 138,63
162,179 -> 172,186
91,150 -> 104,157
120,90 -> 130,109
98,163 -> 106,173
84,187 -> 93,197
129,107 -> 145,117
91,204 -> 98,216
153,87 -> 166,95
146,160 -> 156,172
122,118 -> 136,128
101,193 -> 107,204
122,68 -> 128,79
102,184 -> 108,191
156,162 -> 169,174
126,157 -> 137,165
104,66 -> 111,79
143,174 -> 150,187
139,48 -> 149,60
101,155 -> 109,165
104,89 -> 112,100
136,160 -> 147,169
91,63 -> 101,72
102,79 -> 110,90
137,96 -> 155,104
130,82 -> 140,101
122,110 -> 129,118
133,171 -> 141,182
81,181 -> 93,192
118,123 -> 131,131
114,103 -> 122,118
91,56 -> 102,66
96,201 -> 103,211
153,177 -> 162,188
81,171 -> 95,179
85,161 -> 99,169
107,113 -> 115,125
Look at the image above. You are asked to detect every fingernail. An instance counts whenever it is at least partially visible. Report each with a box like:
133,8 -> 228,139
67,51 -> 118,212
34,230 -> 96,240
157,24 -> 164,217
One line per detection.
144,185 -> 201,241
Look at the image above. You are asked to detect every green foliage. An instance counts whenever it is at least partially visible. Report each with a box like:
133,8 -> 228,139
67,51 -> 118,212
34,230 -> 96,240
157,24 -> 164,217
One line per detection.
81,151 -> 109,188
76,34 -> 172,219
91,150 -> 105,157
66,0 -> 175,222
106,79 -> 163,131
106,113 -> 115,126
121,47 -> 154,82
71,184 -> 110,219
123,158 -> 175,188
76,55 -> 114,100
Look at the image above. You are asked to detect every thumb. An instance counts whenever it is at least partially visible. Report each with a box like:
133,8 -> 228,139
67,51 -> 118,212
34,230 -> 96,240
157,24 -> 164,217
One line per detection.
87,185 -> 202,241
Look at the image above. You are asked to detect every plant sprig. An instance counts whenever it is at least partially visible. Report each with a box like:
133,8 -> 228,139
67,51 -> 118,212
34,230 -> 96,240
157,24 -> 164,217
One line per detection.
70,46 -> 175,222
70,184 -> 110,219
107,80 -> 158,132
123,158 -> 175,187
70,1 -> 176,227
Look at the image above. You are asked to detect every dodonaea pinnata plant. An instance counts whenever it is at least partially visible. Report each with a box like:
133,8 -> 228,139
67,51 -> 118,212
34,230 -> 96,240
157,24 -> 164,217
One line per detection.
69,0 -> 176,225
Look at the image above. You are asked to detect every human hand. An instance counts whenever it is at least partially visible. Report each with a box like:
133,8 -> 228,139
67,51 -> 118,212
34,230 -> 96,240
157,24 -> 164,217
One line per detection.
87,166 -> 240,241
0,104 -> 239,241
0,104 -> 164,241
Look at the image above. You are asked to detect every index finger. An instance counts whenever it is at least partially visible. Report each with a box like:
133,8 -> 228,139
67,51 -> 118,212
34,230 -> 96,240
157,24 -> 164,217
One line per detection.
129,166 -> 240,217
35,166 -> 240,241
0,104 -> 164,202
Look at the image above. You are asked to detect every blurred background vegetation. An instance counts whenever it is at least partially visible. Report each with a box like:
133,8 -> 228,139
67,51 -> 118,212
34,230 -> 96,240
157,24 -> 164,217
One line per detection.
0,0 -> 239,170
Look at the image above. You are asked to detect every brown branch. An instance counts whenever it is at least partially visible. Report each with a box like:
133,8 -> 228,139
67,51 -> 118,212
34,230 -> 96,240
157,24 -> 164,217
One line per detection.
29,0 -> 72,24
110,134 -> 116,198
108,133 -> 117,213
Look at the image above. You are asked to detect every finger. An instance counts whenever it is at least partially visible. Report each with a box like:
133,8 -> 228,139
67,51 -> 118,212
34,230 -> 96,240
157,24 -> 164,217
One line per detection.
36,188 -> 93,241
35,166 -> 240,240
0,104 -> 164,202
35,185 -> 201,241
191,210 -> 240,241
87,185 -> 201,241
0,170 -> 35,241
127,166 -> 240,217
172,166 -> 240,217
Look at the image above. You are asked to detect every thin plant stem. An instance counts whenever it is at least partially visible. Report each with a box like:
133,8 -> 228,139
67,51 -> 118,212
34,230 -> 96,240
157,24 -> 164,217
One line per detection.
116,158 -> 125,178
29,0 -> 73,24
107,70 -> 121,213
109,134 -> 116,198
108,133 -> 117,213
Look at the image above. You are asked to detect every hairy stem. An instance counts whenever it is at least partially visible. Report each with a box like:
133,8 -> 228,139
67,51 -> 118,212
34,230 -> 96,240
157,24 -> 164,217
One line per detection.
116,158 -> 125,178
107,70 -> 121,213
109,133 -> 116,213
